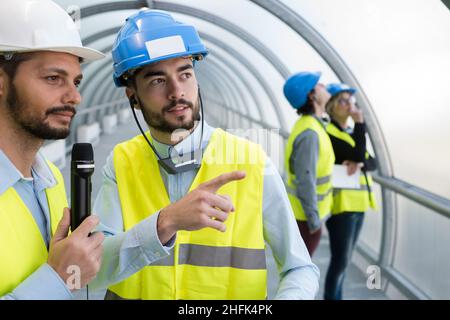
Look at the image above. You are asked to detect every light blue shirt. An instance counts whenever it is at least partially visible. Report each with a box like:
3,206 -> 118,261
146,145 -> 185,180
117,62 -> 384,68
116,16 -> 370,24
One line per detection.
94,122 -> 320,299
0,149 -> 172,300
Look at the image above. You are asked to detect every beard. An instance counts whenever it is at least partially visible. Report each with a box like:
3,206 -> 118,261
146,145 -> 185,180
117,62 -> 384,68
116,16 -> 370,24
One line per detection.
6,83 -> 76,140
140,97 -> 200,133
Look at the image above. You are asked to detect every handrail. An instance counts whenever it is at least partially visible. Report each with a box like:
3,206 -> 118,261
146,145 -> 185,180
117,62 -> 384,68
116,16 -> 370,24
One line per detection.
372,174 -> 450,219
76,99 -> 128,116
207,98 -> 290,138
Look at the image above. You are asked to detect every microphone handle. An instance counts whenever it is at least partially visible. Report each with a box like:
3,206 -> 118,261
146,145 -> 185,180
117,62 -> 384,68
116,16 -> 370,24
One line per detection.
71,173 -> 91,231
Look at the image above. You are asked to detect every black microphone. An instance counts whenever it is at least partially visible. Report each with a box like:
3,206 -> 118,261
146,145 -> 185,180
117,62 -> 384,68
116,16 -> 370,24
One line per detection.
70,143 -> 94,232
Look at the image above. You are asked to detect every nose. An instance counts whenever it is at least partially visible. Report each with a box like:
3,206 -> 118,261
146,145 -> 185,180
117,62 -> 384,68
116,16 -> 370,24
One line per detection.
62,84 -> 82,106
167,78 -> 185,101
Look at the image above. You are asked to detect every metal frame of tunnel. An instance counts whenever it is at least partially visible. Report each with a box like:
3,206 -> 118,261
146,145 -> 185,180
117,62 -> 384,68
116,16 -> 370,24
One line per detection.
80,47 -> 252,133
80,26 -> 289,136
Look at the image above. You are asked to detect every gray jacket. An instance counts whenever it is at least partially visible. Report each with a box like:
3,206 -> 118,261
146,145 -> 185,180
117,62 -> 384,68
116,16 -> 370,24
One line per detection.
289,128 -> 322,232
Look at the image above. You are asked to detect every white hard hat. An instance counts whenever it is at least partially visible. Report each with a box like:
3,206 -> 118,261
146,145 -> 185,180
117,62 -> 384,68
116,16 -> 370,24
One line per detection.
0,0 -> 104,62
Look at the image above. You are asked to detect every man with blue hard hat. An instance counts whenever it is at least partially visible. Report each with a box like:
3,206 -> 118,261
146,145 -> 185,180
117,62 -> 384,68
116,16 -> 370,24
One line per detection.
94,9 -> 319,300
284,71 -> 335,257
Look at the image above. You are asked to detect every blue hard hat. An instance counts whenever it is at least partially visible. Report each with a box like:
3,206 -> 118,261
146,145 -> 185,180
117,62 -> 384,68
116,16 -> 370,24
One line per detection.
112,10 -> 209,87
326,83 -> 356,97
283,72 -> 321,109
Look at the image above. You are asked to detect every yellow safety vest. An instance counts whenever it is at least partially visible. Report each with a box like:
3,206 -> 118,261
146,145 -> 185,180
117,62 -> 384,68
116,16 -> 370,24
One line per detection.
285,115 -> 335,221
326,123 -> 378,214
108,128 -> 267,300
0,161 -> 67,296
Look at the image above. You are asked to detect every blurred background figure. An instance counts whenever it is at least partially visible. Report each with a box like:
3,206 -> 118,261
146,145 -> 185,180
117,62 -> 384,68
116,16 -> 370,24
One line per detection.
283,72 -> 334,257
323,83 -> 377,300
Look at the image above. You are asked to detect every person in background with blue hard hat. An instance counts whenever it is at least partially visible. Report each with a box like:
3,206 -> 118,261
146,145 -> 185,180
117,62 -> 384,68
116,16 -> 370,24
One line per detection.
93,9 -> 319,300
323,83 -> 377,300
283,72 -> 334,257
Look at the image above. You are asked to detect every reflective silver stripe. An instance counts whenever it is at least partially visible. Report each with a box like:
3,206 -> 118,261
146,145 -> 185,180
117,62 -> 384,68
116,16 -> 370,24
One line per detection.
317,188 -> 333,201
286,185 -> 332,202
286,176 -> 331,195
316,175 -> 331,185
148,252 -> 175,266
333,185 -> 370,193
178,244 -> 266,270
105,290 -> 135,300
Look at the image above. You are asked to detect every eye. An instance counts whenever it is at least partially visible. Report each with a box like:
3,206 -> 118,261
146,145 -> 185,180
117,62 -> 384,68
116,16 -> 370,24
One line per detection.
181,72 -> 192,79
74,79 -> 82,88
46,75 -> 60,83
150,78 -> 165,86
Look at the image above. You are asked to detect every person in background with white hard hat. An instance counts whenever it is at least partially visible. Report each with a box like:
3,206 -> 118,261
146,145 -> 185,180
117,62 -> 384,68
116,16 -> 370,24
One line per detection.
323,83 -> 377,300
0,0 -> 220,300
93,9 -> 319,300
283,72 -> 334,257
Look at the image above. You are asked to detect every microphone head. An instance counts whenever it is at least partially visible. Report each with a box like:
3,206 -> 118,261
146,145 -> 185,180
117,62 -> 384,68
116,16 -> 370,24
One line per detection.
71,143 -> 93,162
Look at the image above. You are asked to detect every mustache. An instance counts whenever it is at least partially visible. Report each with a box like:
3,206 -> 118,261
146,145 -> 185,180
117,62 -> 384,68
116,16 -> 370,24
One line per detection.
162,99 -> 194,113
45,105 -> 77,116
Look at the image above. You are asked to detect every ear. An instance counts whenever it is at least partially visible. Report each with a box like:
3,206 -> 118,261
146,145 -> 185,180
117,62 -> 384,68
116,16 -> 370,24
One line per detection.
126,87 -> 140,110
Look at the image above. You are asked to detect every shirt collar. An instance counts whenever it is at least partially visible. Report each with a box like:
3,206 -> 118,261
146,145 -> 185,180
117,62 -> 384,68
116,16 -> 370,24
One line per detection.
0,149 -> 57,196
151,121 -> 213,159
311,114 -> 327,129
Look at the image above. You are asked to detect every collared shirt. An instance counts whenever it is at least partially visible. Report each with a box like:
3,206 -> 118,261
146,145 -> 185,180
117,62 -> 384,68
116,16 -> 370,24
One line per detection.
0,149 -> 172,300
94,122 -> 320,299
0,151 -> 54,247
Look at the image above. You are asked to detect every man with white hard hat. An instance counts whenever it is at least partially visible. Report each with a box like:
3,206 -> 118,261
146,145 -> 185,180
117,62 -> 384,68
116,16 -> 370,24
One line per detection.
0,0 -> 213,299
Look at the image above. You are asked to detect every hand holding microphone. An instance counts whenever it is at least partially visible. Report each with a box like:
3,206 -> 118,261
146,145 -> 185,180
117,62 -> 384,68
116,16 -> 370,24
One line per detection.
47,143 -> 104,290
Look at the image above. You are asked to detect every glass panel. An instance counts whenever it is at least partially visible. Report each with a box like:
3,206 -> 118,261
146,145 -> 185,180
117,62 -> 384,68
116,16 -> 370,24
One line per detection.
359,182 -> 383,256
394,195 -> 450,299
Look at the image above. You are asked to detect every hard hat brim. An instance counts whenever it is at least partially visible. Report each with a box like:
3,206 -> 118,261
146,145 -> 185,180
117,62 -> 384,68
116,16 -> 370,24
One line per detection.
0,45 -> 105,63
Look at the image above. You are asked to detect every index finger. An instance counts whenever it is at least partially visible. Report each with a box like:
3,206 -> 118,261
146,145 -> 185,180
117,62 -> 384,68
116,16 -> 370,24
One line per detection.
198,171 -> 246,193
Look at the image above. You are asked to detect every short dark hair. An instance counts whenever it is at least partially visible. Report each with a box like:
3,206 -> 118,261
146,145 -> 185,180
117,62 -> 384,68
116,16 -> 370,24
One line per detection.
124,67 -> 144,89
0,53 -> 34,81
297,94 -> 315,116
126,76 -> 137,89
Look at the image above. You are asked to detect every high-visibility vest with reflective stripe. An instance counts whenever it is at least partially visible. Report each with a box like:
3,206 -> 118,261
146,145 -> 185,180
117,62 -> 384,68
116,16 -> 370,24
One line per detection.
326,123 -> 378,214
0,161 -> 67,296
109,128 -> 267,300
285,115 -> 335,221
